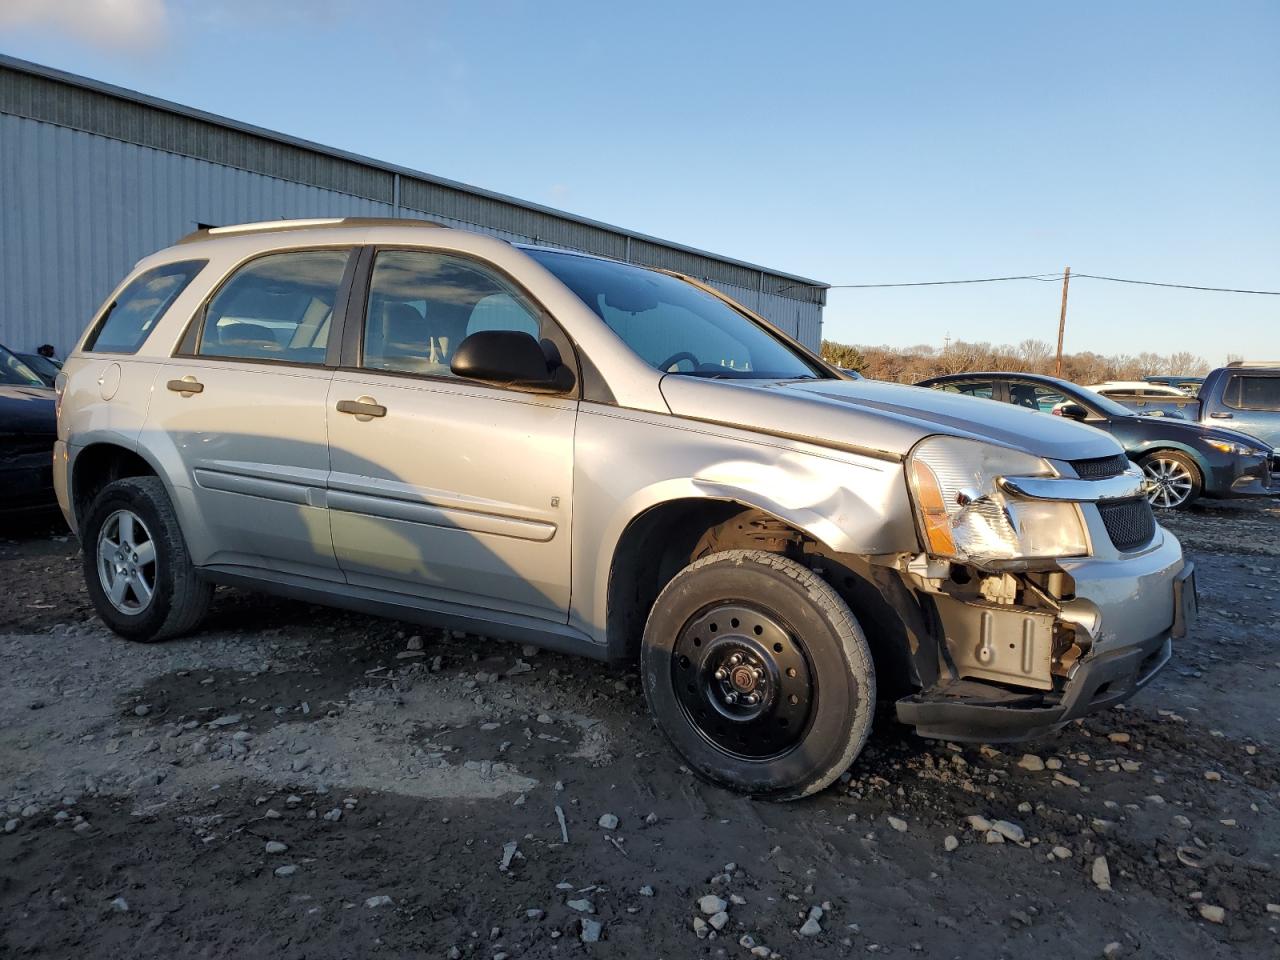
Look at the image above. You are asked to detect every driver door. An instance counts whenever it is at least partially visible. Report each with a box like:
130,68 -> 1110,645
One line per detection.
325,248 -> 578,621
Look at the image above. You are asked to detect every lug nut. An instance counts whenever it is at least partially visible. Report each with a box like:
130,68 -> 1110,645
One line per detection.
714,668 -> 728,681
725,692 -> 738,705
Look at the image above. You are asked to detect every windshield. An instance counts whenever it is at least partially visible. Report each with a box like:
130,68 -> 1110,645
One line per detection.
0,345 -> 46,387
528,250 -> 825,380
1071,383 -> 1139,418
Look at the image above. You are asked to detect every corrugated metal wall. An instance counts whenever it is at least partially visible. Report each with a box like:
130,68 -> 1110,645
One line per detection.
0,116 -> 395,354
0,97 -> 825,355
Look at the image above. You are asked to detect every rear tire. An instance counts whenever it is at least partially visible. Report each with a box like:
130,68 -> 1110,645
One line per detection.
640,550 -> 875,801
1139,450 -> 1202,509
81,476 -> 212,642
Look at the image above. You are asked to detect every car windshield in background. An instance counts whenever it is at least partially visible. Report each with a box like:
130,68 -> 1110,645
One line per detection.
527,250 -> 825,380
0,345 -> 46,387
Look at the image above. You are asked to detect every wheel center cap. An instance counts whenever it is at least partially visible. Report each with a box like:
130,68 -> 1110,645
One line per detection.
729,665 -> 757,693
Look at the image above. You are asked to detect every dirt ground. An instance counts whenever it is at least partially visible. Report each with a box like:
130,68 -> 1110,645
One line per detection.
1,500 -> 1277,959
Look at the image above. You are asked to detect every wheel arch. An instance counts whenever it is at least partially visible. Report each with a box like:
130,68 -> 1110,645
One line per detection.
598,494 -> 932,699
70,440 -> 164,529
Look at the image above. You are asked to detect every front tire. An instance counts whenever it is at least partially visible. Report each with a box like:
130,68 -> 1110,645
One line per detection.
1139,450 -> 1202,509
81,476 -> 212,642
640,550 -> 875,801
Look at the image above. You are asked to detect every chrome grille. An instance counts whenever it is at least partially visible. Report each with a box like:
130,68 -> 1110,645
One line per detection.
1070,454 -> 1130,480
1098,497 -> 1157,552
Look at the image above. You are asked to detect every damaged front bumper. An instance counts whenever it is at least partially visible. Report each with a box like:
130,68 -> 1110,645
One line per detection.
895,530 -> 1196,742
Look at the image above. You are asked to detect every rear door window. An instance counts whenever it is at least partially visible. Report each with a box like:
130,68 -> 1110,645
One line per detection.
85,260 -> 206,354
196,250 -> 351,364
936,379 -> 996,399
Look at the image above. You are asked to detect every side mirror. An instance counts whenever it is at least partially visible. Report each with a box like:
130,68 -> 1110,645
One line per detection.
1055,402 -> 1088,421
450,330 -> 574,393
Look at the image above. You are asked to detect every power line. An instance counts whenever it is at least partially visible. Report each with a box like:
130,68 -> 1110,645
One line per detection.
1071,273 -> 1280,295
822,271 -> 1280,295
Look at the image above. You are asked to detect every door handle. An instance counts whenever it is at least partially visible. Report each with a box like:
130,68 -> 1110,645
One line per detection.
167,376 -> 204,396
336,397 -> 387,421
1209,412 -> 1233,419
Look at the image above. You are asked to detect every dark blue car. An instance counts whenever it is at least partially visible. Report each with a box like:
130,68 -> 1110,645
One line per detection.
0,344 -> 58,515
917,372 -> 1276,510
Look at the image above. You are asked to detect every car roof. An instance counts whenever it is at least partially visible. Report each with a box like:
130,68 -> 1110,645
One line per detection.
165,219 -> 656,275
176,216 -> 449,245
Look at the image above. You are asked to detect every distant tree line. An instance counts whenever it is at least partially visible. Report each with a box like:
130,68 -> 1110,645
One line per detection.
821,338 -> 1211,385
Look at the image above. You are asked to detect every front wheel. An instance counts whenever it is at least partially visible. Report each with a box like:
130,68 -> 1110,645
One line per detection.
640,550 -> 875,801
1139,450 -> 1202,509
81,476 -> 212,642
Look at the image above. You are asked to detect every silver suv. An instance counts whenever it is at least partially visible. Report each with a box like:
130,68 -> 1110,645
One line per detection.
54,219 -> 1197,799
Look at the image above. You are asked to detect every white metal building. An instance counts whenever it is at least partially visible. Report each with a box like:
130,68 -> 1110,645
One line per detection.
0,56 -> 827,358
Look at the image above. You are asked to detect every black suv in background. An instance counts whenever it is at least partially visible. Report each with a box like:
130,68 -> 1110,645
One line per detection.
917,372 -> 1275,509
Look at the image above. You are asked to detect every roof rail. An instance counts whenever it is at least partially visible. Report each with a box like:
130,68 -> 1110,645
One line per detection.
1226,360 -> 1280,368
177,216 -> 447,244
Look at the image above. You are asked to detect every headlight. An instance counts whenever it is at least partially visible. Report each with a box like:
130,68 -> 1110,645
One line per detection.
1205,439 -> 1268,457
907,436 -> 1090,563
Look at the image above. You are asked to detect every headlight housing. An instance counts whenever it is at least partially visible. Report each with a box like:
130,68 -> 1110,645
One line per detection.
1205,438 -> 1268,457
907,436 -> 1090,564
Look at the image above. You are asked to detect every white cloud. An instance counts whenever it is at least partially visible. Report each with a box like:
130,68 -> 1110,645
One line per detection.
0,0 -> 169,51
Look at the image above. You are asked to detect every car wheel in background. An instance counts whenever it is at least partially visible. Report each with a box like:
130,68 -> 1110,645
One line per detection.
640,549 -> 875,801
81,476 -> 212,642
1139,450 -> 1202,510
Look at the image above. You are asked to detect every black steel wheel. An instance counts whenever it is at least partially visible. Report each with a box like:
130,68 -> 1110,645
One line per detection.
642,550 -> 875,800
671,603 -> 815,760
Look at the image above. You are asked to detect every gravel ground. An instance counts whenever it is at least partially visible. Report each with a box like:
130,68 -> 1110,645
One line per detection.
1,500 -> 1277,959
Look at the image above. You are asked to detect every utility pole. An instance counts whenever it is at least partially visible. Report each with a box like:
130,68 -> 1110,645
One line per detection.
1054,266 -> 1071,377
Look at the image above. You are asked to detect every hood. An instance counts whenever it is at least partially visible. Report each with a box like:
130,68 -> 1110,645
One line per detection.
0,384 -> 57,436
659,376 -> 1124,462
1137,414 -> 1274,451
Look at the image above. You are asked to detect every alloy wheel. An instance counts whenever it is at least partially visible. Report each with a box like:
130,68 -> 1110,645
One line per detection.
96,509 -> 158,613
1143,457 -> 1194,509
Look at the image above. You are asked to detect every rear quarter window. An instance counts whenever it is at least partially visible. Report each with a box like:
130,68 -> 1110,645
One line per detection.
1231,375 -> 1280,411
85,261 -> 207,354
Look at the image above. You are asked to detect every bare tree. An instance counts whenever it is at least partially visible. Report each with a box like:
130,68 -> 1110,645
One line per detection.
1166,351 -> 1210,375
821,336 -> 1220,385
1017,339 -> 1054,373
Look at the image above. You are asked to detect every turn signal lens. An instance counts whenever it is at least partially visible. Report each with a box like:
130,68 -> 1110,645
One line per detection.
910,458 -> 957,556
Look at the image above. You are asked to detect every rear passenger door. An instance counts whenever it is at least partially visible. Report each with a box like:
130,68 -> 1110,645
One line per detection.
1219,372 -> 1280,447
325,247 -> 578,621
146,247 -> 356,580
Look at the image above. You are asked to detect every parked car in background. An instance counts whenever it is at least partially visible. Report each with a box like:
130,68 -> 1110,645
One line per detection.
1089,381 -> 1190,400
1102,363 -> 1280,448
1086,381 -> 1197,419
1144,375 -> 1205,396
0,344 -> 58,515
16,351 -> 62,387
55,218 -> 1196,799
917,372 -> 1275,509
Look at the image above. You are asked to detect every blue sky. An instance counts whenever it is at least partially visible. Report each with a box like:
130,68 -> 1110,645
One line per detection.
2,0 -> 1276,362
